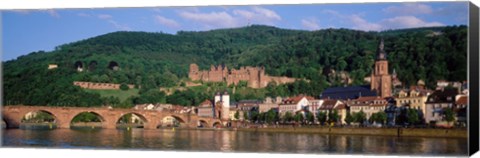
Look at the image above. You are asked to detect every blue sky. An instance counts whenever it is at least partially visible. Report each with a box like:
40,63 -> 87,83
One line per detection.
2,2 -> 468,61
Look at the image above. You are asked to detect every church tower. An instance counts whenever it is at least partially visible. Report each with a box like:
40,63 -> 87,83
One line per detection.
370,39 -> 392,98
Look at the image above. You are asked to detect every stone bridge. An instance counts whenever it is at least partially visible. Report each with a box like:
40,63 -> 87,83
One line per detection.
1,105 -> 223,129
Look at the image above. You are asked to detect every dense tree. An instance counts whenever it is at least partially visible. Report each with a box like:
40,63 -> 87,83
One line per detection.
305,111 -> 314,124
134,90 -> 167,104
317,111 -> 327,125
120,83 -> 130,91
407,108 -> 420,126
265,109 -> 278,124
234,111 -> 240,120
243,111 -> 249,121
375,111 -> 387,125
328,110 -> 340,124
345,112 -> 354,125
353,110 -> 367,125
294,112 -> 304,123
444,108 -> 455,125
369,113 -> 378,124
283,111 -> 294,123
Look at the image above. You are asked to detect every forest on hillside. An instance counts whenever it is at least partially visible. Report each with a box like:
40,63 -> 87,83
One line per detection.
3,25 -> 467,107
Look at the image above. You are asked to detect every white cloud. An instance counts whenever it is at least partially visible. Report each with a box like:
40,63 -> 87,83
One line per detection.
301,18 -> 320,30
179,10 -> 237,28
154,15 -> 180,28
97,14 -> 112,20
323,10 -> 381,31
251,6 -> 281,21
323,9 -> 442,31
178,6 -> 282,30
232,10 -> 254,19
233,6 -> 282,25
380,16 -> 444,29
349,14 -> 382,31
383,3 -> 433,15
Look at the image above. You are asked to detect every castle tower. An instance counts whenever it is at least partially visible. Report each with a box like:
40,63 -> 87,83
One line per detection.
214,92 -> 221,104
221,91 -> 230,120
214,92 -> 222,119
189,63 -> 200,80
370,39 -> 392,98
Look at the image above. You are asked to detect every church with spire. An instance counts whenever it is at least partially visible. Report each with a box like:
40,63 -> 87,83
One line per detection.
370,39 -> 392,98
320,39 -> 394,100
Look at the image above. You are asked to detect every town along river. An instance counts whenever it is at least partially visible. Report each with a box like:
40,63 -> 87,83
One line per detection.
1,128 -> 468,156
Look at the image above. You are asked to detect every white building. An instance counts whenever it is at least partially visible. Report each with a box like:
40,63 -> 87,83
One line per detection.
214,91 -> 231,120
348,96 -> 387,119
278,95 -> 314,115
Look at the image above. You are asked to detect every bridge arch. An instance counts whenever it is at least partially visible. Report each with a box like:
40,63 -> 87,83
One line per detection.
21,110 -> 58,123
70,111 -> 105,129
158,115 -> 186,128
212,121 -> 222,128
17,110 -> 58,129
117,112 -> 148,129
197,119 -> 209,128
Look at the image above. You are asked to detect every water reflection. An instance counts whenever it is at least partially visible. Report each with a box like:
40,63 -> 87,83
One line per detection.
220,131 -> 231,151
2,129 -> 468,156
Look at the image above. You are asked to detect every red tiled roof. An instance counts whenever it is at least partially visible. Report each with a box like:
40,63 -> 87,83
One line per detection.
349,96 -> 387,107
322,99 -> 338,106
456,96 -> 468,105
334,104 -> 346,109
319,99 -> 340,110
305,96 -> 316,100
282,95 -> 306,104
355,96 -> 381,102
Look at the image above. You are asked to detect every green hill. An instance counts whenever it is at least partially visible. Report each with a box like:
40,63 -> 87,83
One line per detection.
3,25 -> 467,108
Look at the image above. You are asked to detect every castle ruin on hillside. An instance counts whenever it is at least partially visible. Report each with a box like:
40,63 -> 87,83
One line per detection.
188,63 -> 297,88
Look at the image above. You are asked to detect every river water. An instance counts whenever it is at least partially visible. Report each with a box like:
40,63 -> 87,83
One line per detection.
1,128 -> 468,156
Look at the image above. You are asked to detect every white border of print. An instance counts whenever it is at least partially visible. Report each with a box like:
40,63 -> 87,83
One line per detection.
0,1 -> 477,158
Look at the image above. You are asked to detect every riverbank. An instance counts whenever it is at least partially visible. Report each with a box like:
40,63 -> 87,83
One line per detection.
6,122 -> 467,138
228,127 -> 467,138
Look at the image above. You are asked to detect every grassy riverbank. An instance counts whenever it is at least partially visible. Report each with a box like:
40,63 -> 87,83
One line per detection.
230,127 -> 467,138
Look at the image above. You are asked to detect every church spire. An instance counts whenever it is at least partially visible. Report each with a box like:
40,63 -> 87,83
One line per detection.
377,38 -> 386,60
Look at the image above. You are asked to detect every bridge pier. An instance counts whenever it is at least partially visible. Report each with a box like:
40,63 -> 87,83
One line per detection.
103,123 -> 117,129
58,122 -> 70,129
144,123 -> 157,130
